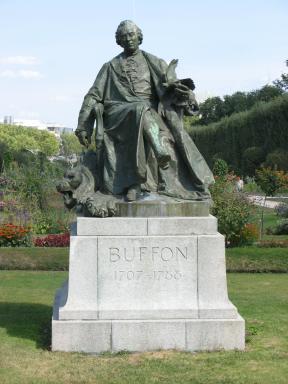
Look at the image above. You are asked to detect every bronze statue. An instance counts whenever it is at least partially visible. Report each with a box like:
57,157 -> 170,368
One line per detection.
59,20 -> 214,217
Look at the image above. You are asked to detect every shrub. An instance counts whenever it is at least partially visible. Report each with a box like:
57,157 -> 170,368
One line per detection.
33,211 -> 71,234
255,168 -> 288,197
243,177 -> 262,194
210,174 -> 255,247
275,203 -> 288,218
0,223 -> 31,247
212,158 -> 228,177
242,146 -> 265,176
264,149 -> 288,171
34,232 -> 70,247
266,220 -> 288,235
239,223 -> 259,246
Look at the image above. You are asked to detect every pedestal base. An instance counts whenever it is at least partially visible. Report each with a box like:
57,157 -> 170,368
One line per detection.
52,216 -> 245,353
52,284 -> 244,353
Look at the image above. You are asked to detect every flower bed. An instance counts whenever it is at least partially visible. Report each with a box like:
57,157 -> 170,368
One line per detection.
0,223 -> 31,247
34,232 -> 70,247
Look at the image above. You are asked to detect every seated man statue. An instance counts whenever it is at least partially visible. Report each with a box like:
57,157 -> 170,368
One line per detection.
75,20 -> 213,202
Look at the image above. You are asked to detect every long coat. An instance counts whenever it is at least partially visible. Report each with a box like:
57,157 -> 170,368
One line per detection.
77,50 -> 214,199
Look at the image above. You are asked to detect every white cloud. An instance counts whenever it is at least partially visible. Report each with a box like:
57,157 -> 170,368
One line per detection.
0,69 -> 42,79
18,70 -> 42,79
0,56 -> 39,65
0,70 -> 16,78
51,95 -> 71,102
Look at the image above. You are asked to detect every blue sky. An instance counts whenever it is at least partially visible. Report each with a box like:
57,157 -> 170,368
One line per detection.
0,0 -> 287,128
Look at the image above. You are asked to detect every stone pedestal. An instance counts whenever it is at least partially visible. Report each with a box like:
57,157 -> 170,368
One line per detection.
52,215 -> 245,353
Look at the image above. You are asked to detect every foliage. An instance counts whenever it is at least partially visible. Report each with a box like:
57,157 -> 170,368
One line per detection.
212,158 -> 228,177
34,232 -> 70,247
255,168 -> 288,197
275,203 -> 288,218
239,223 -> 259,246
2,153 -> 68,212
33,210 -> 71,234
266,220 -> 288,235
4,162 -> 49,211
0,124 -> 59,164
264,149 -> 288,171
183,115 -> 201,129
255,168 -> 288,239
274,73 -> 288,91
273,59 -> 288,91
188,94 -> 288,174
187,85 -> 284,128
198,96 -> 225,125
210,174 -> 255,246
60,132 -> 83,156
251,84 -> 284,103
0,223 -> 31,247
242,146 -> 266,176
0,157 -> 74,237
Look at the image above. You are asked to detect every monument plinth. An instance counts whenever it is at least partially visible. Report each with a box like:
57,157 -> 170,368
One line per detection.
52,214 -> 245,353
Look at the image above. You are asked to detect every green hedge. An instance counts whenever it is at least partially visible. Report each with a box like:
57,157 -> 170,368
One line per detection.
188,94 -> 288,174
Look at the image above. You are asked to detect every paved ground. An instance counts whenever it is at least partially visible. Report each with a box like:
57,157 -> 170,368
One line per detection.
247,195 -> 287,208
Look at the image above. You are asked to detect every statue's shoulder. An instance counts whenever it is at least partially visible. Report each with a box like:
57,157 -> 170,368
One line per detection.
96,54 -> 122,74
108,53 -> 122,65
142,51 -> 167,70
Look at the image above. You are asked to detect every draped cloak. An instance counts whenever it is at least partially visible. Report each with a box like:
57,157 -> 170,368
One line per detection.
77,50 -> 214,199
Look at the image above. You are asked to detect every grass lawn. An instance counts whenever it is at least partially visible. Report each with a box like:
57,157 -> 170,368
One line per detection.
226,247 -> 288,272
0,271 -> 288,384
0,248 -> 69,271
252,206 -> 288,241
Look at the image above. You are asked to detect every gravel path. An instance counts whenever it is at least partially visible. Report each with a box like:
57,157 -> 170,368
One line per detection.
247,195 -> 284,208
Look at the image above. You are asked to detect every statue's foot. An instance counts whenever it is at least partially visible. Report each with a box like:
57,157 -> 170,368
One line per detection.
126,184 -> 141,202
156,152 -> 171,170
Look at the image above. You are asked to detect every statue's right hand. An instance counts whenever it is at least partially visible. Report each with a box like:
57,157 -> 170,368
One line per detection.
77,131 -> 91,147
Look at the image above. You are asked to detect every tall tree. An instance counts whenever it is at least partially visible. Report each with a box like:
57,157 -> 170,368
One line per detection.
273,59 -> 288,91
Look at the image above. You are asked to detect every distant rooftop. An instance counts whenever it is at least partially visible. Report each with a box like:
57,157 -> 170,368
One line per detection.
1,117 -> 74,136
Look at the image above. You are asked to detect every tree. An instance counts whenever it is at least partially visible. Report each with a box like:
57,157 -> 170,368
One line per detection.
196,84 -> 283,128
223,92 -> 250,115
273,59 -> 288,91
0,124 -> 59,158
252,85 -> 283,103
199,96 -> 225,125
61,132 -> 82,156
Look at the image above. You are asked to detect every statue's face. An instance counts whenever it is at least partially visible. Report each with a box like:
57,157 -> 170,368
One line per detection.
120,24 -> 139,54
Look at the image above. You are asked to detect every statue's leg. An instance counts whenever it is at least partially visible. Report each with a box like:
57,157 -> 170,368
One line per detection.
143,110 -> 171,169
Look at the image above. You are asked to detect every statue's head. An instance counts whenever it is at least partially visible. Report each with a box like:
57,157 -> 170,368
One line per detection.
115,20 -> 143,54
